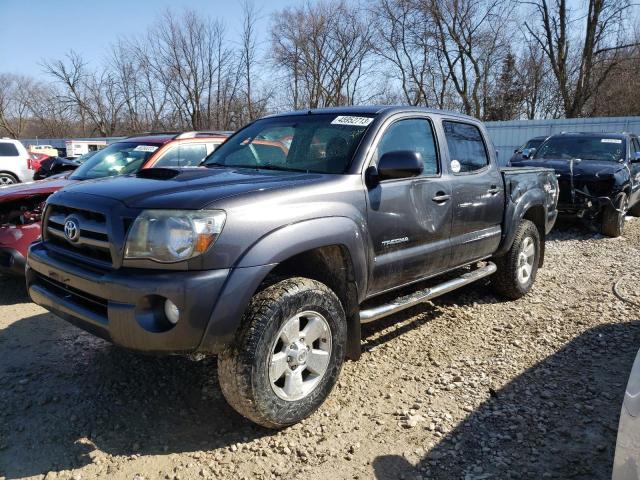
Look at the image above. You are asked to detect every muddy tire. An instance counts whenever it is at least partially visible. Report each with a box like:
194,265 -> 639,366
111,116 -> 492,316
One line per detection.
601,193 -> 628,238
491,219 -> 540,300
218,277 -> 346,429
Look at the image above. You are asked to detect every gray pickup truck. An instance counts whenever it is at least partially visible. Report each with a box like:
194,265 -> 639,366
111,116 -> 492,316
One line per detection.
27,106 -> 558,428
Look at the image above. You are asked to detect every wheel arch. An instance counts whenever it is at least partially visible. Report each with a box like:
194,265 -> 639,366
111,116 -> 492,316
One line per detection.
496,189 -> 547,265
199,217 -> 368,359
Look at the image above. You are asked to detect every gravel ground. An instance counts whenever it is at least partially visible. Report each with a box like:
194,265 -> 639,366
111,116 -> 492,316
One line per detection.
1,218 -> 639,480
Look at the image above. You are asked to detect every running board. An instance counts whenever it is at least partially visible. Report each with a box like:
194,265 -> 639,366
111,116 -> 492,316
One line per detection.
359,262 -> 497,323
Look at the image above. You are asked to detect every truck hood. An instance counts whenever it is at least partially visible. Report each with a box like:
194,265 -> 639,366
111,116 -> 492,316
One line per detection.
0,174 -> 75,203
58,167 -> 332,209
514,158 -> 627,179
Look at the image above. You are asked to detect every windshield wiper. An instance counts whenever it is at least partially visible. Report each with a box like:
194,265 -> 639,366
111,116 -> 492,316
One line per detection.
226,163 -> 308,172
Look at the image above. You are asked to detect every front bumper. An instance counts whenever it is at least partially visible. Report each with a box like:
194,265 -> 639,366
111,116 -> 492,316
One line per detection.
0,224 -> 41,276
27,241 -> 231,354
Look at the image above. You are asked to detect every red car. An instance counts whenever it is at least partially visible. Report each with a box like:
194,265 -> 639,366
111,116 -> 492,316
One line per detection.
28,152 -> 50,171
0,131 -> 231,275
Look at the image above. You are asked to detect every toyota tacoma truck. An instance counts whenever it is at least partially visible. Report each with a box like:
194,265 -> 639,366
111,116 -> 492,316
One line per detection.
511,131 -> 640,237
27,106 -> 558,428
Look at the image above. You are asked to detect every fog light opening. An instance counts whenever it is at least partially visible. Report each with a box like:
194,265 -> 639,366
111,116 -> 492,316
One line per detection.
164,299 -> 180,325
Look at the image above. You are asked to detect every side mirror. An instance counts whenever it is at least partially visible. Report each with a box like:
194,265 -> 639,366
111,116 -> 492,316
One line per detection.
377,151 -> 423,181
632,152 -> 640,164
522,148 -> 536,159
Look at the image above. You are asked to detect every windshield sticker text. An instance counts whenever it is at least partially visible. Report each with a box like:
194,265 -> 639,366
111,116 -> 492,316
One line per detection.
601,139 -> 622,144
331,116 -> 374,127
133,145 -> 159,152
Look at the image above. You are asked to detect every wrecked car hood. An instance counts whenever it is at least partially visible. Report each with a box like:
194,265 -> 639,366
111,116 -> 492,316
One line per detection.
0,175 -> 75,202
514,158 -> 627,179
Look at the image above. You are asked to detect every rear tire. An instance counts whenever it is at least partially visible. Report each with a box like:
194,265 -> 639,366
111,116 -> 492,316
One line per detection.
491,219 -> 540,300
0,173 -> 18,185
218,277 -> 346,429
601,193 -> 628,238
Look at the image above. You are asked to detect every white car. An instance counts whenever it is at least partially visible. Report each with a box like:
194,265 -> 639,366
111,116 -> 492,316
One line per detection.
0,138 -> 32,184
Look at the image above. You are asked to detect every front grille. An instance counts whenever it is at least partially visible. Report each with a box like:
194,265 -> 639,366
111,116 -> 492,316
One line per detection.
44,205 -> 113,267
33,271 -> 108,319
558,175 -> 614,205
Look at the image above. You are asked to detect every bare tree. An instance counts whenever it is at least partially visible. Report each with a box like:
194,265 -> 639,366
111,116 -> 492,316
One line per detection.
371,0 -> 443,106
271,0 -> 374,109
0,74 -> 34,138
424,0 -> 514,118
524,0 -> 639,117
41,51 -> 125,136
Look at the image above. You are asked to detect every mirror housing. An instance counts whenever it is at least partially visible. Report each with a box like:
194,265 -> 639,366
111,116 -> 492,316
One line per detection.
377,151 -> 423,182
522,147 -> 536,159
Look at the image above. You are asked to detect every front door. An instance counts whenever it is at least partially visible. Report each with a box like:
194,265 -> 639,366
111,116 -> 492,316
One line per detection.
441,120 -> 504,266
366,116 -> 454,295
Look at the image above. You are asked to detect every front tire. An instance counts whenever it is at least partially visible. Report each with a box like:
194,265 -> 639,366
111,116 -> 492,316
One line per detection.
491,219 -> 540,300
601,193 -> 628,238
218,277 -> 346,429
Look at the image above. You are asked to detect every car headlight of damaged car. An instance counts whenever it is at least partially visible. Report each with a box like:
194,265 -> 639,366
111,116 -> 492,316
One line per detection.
125,210 -> 226,263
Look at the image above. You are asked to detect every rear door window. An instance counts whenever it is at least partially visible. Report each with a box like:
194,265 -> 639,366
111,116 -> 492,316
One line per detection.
442,121 -> 489,173
155,144 -> 208,167
0,143 -> 19,156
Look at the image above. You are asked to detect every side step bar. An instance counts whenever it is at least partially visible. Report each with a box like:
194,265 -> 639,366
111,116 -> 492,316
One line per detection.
359,262 -> 497,323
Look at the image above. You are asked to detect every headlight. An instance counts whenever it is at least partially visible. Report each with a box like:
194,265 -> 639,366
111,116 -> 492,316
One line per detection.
124,210 -> 226,263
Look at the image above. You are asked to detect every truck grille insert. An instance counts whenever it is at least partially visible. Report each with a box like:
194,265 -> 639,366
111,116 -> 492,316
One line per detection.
33,271 -> 108,318
44,205 -> 113,267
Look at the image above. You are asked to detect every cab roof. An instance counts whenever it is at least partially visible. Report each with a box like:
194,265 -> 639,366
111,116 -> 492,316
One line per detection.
119,131 -> 232,145
265,105 -> 479,122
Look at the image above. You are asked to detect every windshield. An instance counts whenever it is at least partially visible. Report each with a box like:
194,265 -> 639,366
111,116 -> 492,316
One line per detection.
534,136 -> 626,162
74,150 -> 98,163
70,142 -> 160,180
524,138 -> 544,150
202,113 -> 374,173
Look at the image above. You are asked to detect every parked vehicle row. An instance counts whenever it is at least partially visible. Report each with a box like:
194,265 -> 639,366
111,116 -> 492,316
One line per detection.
2,108 -> 637,430
0,131 -> 230,275
511,132 -> 640,237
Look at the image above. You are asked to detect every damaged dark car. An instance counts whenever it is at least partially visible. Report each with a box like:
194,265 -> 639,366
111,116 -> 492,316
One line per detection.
511,132 -> 640,237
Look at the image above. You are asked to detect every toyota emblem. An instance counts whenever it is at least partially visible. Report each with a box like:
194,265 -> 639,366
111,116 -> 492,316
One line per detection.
64,217 -> 80,242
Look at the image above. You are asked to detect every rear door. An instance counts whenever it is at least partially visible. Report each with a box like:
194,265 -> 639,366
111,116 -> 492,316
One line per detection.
441,120 -> 504,265
365,115 -> 454,294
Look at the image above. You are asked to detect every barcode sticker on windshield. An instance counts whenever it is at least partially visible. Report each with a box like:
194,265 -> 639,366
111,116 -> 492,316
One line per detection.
133,145 -> 158,152
601,139 -> 622,144
331,116 -> 374,127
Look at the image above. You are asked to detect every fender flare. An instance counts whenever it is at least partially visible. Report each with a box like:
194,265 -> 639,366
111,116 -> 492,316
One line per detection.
237,216 -> 368,292
496,188 -> 547,257
198,216 -> 369,354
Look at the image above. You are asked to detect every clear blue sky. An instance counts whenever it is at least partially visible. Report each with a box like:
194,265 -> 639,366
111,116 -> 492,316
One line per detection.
0,0 -> 295,76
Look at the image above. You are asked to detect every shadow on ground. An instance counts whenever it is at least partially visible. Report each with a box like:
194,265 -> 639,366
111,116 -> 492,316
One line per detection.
0,274 -> 29,306
0,270 -> 505,479
0,309 -> 271,479
372,321 -> 640,480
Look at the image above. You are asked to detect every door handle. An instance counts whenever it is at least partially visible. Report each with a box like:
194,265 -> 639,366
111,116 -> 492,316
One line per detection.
432,192 -> 451,203
487,185 -> 500,195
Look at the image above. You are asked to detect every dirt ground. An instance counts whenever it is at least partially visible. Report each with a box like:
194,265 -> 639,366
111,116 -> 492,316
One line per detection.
1,219 -> 639,480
